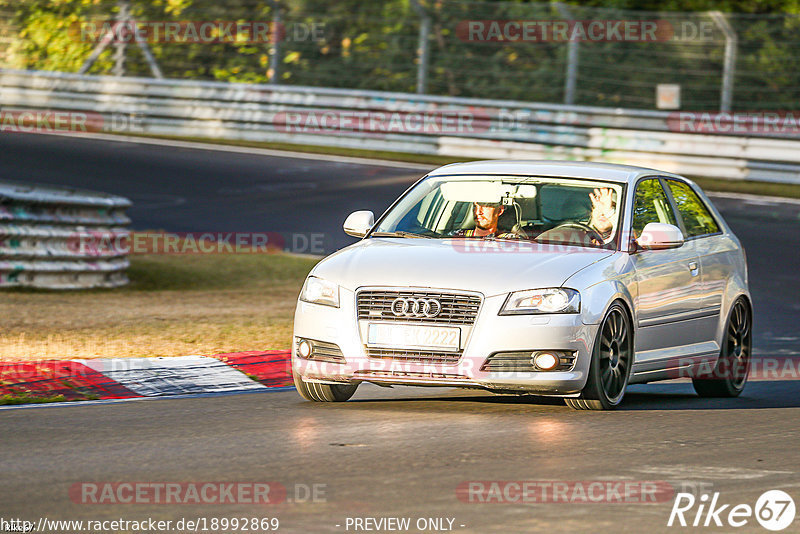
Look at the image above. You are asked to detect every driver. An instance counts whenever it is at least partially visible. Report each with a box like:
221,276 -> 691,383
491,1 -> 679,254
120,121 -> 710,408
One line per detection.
453,201 -> 518,238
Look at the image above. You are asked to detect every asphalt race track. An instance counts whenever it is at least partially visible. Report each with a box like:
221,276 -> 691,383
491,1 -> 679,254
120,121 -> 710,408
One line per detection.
0,133 -> 427,253
2,133 -> 799,533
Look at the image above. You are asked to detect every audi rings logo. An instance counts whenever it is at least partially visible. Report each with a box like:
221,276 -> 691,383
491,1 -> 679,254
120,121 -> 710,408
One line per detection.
391,297 -> 442,318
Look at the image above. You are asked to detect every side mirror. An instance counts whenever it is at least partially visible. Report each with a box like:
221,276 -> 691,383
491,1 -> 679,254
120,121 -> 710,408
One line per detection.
636,223 -> 684,250
343,210 -> 374,238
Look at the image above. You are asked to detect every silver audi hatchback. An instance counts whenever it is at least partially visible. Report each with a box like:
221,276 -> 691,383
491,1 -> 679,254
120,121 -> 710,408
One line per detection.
292,161 -> 751,410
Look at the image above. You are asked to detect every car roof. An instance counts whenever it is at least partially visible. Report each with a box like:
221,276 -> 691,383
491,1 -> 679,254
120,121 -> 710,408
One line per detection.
426,160 -> 684,184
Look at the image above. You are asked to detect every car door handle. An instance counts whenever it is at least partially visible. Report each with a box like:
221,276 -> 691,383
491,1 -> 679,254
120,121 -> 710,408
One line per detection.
688,261 -> 699,275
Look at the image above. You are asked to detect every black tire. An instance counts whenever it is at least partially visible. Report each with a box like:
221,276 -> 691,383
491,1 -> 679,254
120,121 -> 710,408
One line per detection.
566,302 -> 633,411
692,298 -> 751,398
293,373 -> 358,402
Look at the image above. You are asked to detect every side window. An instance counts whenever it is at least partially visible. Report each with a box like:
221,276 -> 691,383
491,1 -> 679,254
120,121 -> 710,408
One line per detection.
666,180 -> 720,237
632,179 -> 677,237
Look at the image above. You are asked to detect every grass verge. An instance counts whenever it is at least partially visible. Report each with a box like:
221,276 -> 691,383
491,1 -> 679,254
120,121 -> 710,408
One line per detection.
0,253 -> 318,361
0,393 -> 67,405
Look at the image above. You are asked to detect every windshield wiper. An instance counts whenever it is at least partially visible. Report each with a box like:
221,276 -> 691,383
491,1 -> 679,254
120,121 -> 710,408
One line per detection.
370,231 -> 430,239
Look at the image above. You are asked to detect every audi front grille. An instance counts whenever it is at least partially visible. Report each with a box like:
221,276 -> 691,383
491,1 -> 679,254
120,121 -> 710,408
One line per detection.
354,370 -> 468,381
365,347 -> 463,365
356,289 -> 482,325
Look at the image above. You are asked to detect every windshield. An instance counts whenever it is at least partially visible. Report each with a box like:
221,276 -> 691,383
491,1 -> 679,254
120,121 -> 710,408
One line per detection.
371,175 -> 624,249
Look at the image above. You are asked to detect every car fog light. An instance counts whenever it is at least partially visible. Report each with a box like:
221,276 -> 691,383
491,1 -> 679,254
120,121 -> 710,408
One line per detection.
533,352 -> 559,371
298,340 -> 312,358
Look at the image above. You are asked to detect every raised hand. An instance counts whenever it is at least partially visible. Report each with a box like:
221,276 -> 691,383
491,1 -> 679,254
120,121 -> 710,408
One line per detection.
589,188 -> 615,218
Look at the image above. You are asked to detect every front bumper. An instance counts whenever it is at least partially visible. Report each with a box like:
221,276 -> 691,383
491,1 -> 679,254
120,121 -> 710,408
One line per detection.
292,288 -> 598,396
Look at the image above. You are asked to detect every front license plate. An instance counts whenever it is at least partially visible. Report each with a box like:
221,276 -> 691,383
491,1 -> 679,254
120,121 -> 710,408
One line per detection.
367,323 -> 461,352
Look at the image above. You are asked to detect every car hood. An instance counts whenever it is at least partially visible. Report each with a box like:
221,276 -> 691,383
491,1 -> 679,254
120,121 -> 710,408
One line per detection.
312,238 -> 615,296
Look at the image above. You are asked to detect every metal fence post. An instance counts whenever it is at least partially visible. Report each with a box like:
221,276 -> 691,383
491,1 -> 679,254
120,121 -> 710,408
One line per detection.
410,0 -> 430,94
134,31 -> 164,79
112,0 -> 130,77
709,11 -> 737,112
79,0 -> 162,78
267,0 -> 282,84
555,2 -> 578,106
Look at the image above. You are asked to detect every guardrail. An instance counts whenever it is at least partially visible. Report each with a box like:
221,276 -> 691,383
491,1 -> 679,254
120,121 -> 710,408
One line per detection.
0,180 -> 131,289
1,69 -> 800,184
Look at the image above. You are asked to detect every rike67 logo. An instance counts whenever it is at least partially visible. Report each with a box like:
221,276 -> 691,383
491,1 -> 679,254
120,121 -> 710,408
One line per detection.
668,490 -> 796,531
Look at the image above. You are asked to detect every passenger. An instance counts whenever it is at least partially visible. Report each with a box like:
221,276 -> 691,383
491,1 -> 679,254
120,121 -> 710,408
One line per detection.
588,188 -> 617,244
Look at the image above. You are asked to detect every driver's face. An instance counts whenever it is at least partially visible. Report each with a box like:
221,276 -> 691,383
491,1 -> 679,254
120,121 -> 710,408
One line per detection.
474,203 -> 504,230
590,209 -> 614,234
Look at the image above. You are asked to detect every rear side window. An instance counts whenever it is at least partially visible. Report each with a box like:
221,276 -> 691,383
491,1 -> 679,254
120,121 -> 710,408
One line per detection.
632,179 -> 677,237
666,180 -> 720,237
539,184 -> 592,223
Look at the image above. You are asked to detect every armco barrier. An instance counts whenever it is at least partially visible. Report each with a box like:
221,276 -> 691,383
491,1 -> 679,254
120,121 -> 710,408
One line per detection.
2,69 -> 800,183
0,180 -> 131,289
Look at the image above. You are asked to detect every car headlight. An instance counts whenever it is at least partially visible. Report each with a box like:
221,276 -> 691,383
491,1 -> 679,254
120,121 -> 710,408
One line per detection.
499,288 -> 580,315
300,276 -> 340,308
